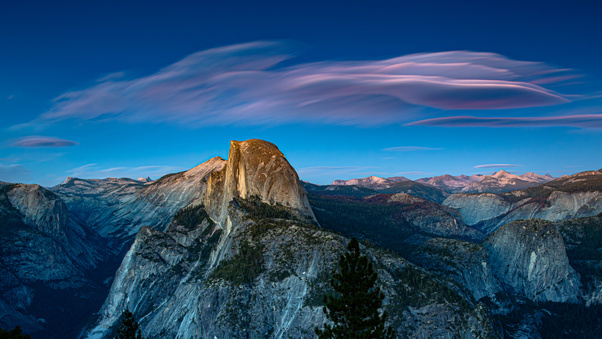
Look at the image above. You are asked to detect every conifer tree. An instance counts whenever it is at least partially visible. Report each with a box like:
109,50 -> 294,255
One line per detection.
0,326 -> 32,339
316,238 -> 395,339
116,309 -> 142,339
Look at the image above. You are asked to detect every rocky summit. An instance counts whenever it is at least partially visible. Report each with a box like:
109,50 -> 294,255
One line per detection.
203,139 -> 316,229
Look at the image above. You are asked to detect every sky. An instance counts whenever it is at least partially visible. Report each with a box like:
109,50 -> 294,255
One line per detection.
1,0 -> 602,186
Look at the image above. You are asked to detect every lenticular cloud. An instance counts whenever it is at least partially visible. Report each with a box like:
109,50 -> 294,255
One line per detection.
41,41 -> 573,126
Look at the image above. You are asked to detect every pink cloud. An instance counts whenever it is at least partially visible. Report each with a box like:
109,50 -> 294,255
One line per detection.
37,42 -> 576,127
13,136 -> 78,148
474,164 -> 523,169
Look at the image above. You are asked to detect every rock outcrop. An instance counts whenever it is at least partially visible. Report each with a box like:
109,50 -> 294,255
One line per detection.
443,193 -> 514,228
203,139 -> 315,228
385,193 -> 484,240
0,183 -> 108,337
443,170 -> 602,234
484,219 -> 581,303
412,238 -> 502,301
52,156 -> 226,244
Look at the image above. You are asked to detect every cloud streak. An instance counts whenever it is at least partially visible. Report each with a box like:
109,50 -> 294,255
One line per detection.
383,146 -> 443,152
395,171 -> 432,176
474,164 -> 523,169
67,164 -> 184,179
0,164 -> 32,183
408,114 -> 602,129
35,42 -> 574,127
297,166 -> 376,177
13,136 -> 78,148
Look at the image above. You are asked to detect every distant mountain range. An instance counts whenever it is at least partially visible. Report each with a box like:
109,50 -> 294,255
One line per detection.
332,169 -> 555,194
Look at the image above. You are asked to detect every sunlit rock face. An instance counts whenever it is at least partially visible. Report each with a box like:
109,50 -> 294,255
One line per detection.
485,219 -> 581,303
204,139 -> 316,228
51,156 -> 226,244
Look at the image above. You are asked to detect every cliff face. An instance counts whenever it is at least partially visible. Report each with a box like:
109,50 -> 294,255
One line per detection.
0,183 -> 108,337
443,190 -> 602,235
414,219 -> 584,304
554,215 -> 602,306
386,193 -> 484,240
443,193 -> 513,227
485,219 -> 581,303
204,139 -> 315,228
412,238 -> 503,301
52,156 -> 226,244
442,170 -> 602,235
85,140 -> 498,339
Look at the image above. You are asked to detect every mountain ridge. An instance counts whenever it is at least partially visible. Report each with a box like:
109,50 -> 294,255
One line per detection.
331,170 -> 555,194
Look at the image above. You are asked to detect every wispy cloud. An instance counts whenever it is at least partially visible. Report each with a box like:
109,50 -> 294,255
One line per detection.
395,171 -> 433,176
297,166 -> 376,177
30,42 -> 574,128
96,71 -> 127,82
383,146 -> 443,152
474,164 -> 523,169
67,164 -> 184,180
408,114 -> 602,128
0,164 -> 32,183
12,136 -> 78,148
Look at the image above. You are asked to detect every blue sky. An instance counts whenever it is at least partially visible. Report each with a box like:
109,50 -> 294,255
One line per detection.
1,0 -> 601,186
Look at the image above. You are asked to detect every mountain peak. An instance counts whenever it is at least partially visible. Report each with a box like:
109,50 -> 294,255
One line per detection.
492,169 -> 513,177
332,175 -> 392,188
61,177 -> 76,185
204,139 -> 315,229
184,156 -> 227,177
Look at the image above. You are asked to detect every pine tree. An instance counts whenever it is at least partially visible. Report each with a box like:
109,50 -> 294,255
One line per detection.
316,238 -> 395,339
116,309 -> 142,339
0,326 -> 32,339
